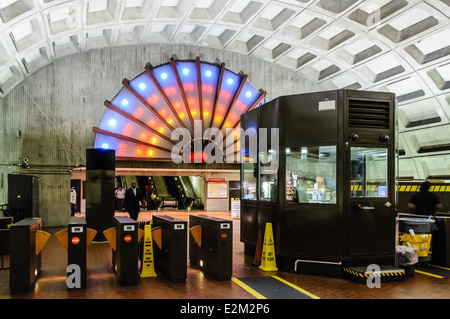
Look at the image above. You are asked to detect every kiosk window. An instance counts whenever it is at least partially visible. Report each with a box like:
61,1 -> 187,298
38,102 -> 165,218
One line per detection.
242,159 -> 257,200
286,145 -> 336,204
350,147 -> 388,198
259,150 -> 278,202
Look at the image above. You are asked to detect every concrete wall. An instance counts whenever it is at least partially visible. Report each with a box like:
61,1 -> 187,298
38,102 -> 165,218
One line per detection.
0,44 -> 322,227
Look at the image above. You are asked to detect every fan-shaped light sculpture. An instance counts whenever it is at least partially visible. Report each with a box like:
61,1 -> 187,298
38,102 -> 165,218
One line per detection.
93,57 -> 266,163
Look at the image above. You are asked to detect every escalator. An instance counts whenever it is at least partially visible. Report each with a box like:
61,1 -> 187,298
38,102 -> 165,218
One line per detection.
180,176 -> 202,209
164,177 -> 184,209
151,176 -> 178,209
117,175 -> 203,210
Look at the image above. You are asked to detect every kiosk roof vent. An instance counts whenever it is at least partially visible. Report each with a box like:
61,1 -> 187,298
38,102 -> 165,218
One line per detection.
348,99 -> 390,129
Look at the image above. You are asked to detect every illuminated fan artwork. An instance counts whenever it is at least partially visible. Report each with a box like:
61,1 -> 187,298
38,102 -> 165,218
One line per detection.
93,57 -> 266,163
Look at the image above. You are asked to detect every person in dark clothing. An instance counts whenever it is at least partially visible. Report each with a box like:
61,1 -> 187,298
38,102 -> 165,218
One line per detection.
408,181 -> 443,218
124,181 -> 143,221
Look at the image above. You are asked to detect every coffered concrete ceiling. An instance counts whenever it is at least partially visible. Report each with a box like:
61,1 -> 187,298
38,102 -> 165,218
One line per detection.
0,0 -> 450,178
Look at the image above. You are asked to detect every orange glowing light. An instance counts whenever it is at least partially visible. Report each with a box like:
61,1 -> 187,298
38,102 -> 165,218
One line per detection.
136,149 -> 143,155
158,127 -> 164,133
133,107 -> 144,118
147,94 -> 159,104
167,118 -> 173,124
147,150 -> 153,157
151,137 -> 157,144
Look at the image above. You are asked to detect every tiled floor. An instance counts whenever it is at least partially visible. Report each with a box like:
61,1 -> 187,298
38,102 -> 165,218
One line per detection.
0,210 -> 449,300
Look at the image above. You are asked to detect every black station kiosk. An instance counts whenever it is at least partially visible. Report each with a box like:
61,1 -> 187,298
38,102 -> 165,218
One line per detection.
240,89 -> 403,280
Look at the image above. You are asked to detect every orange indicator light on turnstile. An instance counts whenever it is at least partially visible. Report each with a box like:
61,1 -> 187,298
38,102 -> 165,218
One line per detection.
72,237 -> 80,245
124,235 -> 132,243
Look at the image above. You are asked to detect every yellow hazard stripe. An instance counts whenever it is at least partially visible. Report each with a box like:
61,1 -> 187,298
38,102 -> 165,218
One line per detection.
430,264 -> 450,271
414,270 -> 444,279
231,277 -> 267,299
272,276 -> 320,299
397,184 -> 450,192
343,268 -> 405,277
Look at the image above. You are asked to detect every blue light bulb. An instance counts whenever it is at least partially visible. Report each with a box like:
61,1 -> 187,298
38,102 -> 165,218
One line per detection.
205,70 -> 212,77
108,119 -> 117,127
161,72 -> 168,79
101,143 -> 109,149
245,91 -> 252,98
122,98 -> 129,106
227,78 -> 233,85
139,83 -> 146,90
182,68 -> 189,75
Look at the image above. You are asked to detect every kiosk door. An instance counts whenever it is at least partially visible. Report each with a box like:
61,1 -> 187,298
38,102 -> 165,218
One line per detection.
347,146 -> 395,257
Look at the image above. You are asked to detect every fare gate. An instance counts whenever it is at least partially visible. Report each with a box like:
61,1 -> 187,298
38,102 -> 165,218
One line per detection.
9,218 -> 50,292
55,217 -> 97,289
189,214 -> 233,280
104,216 -> 144,286
152,215 -> 187,282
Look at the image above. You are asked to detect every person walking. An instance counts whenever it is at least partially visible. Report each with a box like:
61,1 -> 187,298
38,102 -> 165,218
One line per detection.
115,186 -> 126,211
124,181 -> 143,220
70,187 -> 77,216
408,181 -> 443,218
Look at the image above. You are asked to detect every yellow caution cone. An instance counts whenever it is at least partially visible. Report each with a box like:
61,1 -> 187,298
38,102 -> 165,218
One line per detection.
259,223 -> 278,272
140,223 -> 157,278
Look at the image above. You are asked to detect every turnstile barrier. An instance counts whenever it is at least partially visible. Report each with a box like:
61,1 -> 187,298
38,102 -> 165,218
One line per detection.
55,217 -> 97,289
152,215 -> 187,282
9,218 -> 50,292
104,216 -> 144,285
189,214 -> 233,280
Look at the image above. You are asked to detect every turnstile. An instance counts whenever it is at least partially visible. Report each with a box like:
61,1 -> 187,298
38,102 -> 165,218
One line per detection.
152,215 -> 187,282
104,216 -> 140,285
55,217 -> 97,289
189,214 -> 233,280
9,218 -> 50,292
114,216 -> 139,285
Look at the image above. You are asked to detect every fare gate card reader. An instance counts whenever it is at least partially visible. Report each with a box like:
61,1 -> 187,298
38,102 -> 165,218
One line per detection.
55,217 -> 97,289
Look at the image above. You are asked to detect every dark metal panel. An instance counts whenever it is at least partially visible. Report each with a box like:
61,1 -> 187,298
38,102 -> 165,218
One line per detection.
284,91 -> 339,146
9,218 -> 42,292
240,202 -> 258,245
281,204 -> 339,258
152,215 -> 187,282
189,214 -> 233,280
68,217 -> 87,289
113,216 -> 139,285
